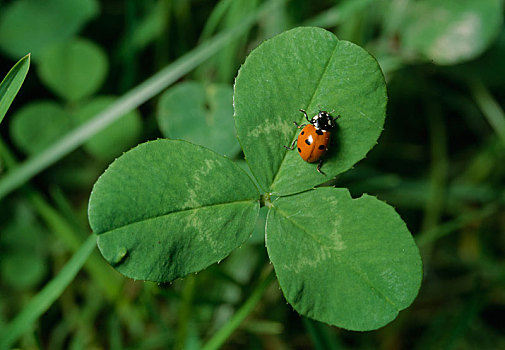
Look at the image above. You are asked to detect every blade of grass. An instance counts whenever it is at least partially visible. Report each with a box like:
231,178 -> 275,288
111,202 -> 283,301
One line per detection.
0,53 -> 30,125
0,235 -> 96,350
421,105 -> 448,233
0,0 -> 285,200
416,203 -> 498,247
174,274 -> 196,350
470,79 -> 505,147
202,267 -> 275,350
0,138 -> 122,300
198,0 -> 234,41
303,0 -> 373,27
303,317 -> 342,350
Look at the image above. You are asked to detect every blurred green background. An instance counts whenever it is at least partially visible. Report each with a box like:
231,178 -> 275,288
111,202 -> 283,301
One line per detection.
1,0 -> 505,348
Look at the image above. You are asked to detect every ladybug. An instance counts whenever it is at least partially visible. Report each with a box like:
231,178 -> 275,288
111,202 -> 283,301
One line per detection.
284,109 -> 339,175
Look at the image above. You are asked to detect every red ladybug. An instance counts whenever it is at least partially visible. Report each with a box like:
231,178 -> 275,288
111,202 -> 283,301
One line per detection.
284,109 -> 339,175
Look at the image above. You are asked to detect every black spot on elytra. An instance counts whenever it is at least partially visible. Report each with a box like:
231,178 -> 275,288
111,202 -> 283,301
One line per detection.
297,147 -> 301,153
318,144 -> 325,150
305,139 -> 311,145
316,129 -> 324,135
301,131 -> 304,135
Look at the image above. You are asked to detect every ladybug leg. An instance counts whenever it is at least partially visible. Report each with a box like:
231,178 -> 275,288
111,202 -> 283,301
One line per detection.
284,138 -> 297,150
299,109 -> 311,123
293,121 -> 307,129
316,159 -> 326,175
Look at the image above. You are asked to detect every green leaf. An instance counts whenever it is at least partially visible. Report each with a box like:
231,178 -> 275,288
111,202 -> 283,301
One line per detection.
73,96 -> 142,160
234,27 -> 386,195
399,0 -> 503,65
157,81 -> 240,157
37,38 -> 108,102
266,187 -> 422,331
9,101 -> 71,155
0,213 -> 47,290
1,253 -> 47,290
88,139 -> 260,282
0,0 -> 99,59
0,54 -> 30,125
129,0 -> 167,50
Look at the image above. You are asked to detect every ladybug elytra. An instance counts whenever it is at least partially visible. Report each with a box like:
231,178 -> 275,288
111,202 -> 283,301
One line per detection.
284,109 -> 339,175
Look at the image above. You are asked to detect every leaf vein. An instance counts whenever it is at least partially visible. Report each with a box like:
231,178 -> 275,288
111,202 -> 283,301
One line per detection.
274,205 -> 400,311
96,199 -> 258,235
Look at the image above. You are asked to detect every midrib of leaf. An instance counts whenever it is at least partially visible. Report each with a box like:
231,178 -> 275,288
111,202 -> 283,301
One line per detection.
269,41 -> 339,193
95,199 -> 258,235
337,256 -> 399,311
273,204 -> 400,311
272,206 -> 327,247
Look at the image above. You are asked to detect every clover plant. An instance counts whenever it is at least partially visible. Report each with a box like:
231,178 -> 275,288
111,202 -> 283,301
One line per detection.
88,27 -> 422,331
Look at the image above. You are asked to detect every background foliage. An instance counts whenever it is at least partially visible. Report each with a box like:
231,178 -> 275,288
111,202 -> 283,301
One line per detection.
0,0 -> 505,349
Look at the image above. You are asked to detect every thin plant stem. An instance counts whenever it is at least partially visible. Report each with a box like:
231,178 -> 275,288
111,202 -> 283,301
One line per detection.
470,79 -> 505,147
422,107 -> 448,230
304,0 -> 373,28
0,138 -> 122,300
416,203 -> 497,247
174,274 -> 197,350
0,235 -> 96,349
420,103 -> 448,259
202,267 -> 275,350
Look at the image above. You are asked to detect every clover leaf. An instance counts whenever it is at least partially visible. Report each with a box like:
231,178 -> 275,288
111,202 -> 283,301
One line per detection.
234,27 -> 386,195
88,27 -> 422,331
88,139 -> 259,282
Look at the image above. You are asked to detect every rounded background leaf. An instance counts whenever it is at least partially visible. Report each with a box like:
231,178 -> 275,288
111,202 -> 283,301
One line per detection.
157,81 -> 240,157
9,101 -> 71,155
0,0 -> 99,58
0,211 -> 48,290
399,0 -> 503,65
73,96 -> 142,160
37,38 -> 108,102
234,27 -> 387,195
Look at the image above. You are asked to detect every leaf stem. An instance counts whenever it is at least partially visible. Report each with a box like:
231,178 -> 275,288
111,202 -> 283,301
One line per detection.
0,235 -> 96,349
469,79 -> 505,147
174,274 -> 197,350
303,317 -> 342,350
0,0 -> 285,200
421,104 -> 448,233
303,0 -> 373,28
0,138 -> 122,300
416,203 -> 498,247
202,267 -> 275,350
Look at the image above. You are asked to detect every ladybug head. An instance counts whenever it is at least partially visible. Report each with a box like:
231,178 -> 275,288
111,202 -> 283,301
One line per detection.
311,111 -> 335,131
